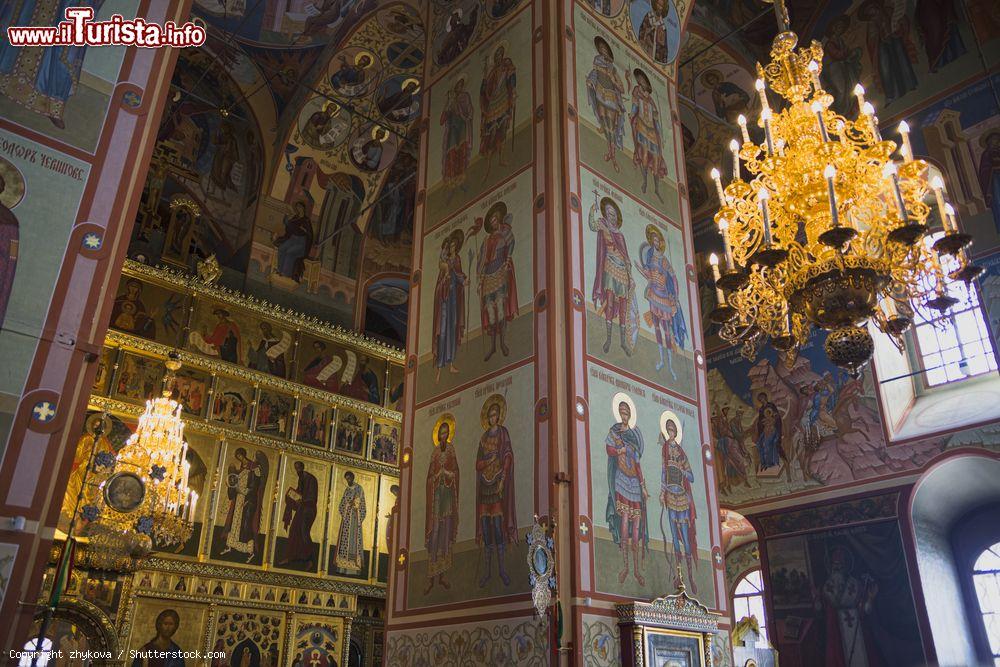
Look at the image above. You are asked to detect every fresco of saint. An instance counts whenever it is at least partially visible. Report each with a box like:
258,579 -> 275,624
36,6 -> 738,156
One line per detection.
432,229 -> 468,380
330,52 -> 375,97
273,201 -> 314,281
440,76 -> 474,192
472,201 -> 518,361
754,391 -> 786,471
278,461 -> 318,570
131,609 -> 186,667
821,16 -> 863,114
436,7 -> 478,66
333,471 -> 367,573
0,0 -> 104,128
637,0 -> 675,64
590,194 -> 638,355
192,307 -> 241,364
220,448 -> 267,564
475,394 -> 517,588
629,69 -> 669,199
700,69 -> 750,125
111,279 -> 158,339
301,341 -> 343,392
857,0 -> 918,103
479,44 -> 517,179
636,225 -> 687,378
605,394 -> 649,586
586,37 -> 626,172
424,414 -> 460,594
712,406 -> 749,493
248,321 -> 290,379
658,413 -> 698,593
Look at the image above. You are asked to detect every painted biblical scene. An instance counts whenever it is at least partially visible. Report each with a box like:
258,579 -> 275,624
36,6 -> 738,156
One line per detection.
807,0 -> 1000,121
628,0 -> 682,66
425,11 -> 533,223
165,366 -> 211,418
706,332 -> 954,507
900,75 -> 1000,256
370,419 -> 400,466
583,172 -> 695,398
291,616 -> 344,667
0,130 -> 88,424
415,169 -> 535,403
295,399 -> 331,449
406,364 -> 534,608
109,277 -> 188,347
155,431 -> 215,558
210,443 -> 275,567
210,376 -> 255,429
374,475 -> 401,584
574,9 -> 680,219
254,389 -> 293,439
210,608 -> 284,667
0,1 -> 140,152
112,353 -> 164,404
765,519 -> 925,666
129,45 -> 266,281
187,299 -> 295,378
587,363 -> 714,604
334,409 -> 369,458
272,456 -> 329,574
296,333 -> 386,406
327,465 -> 378,581
126,599 -> 208,661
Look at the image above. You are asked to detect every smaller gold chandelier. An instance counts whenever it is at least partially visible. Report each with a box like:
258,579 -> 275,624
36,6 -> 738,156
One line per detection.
707,2 -> 981,376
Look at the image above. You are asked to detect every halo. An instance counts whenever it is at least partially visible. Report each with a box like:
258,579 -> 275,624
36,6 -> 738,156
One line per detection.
611,392 -> 637,428
401,77 -> 421,92
599,197 -> 623,227
700,68 -> 722,86
593,36 -> 613,60
491,39 -> 510,58
659,410 -> 682,442
645,224 -> 665,247
444,227 -> 465,250
484,201 -> 508,230
633,67 -> 651,87
322,100 -> 341,115
480,393 -> 507,429
354,50 -> 374,66
371,125 -> 390,141
980,129 -> 1000,148
452,73 -> 468,89
0,157 -> 26,210
432,413 -> 456,446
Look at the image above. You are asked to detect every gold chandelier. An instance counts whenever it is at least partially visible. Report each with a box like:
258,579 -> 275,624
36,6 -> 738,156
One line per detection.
706,2 -> 982,376
81,354 -> 197,570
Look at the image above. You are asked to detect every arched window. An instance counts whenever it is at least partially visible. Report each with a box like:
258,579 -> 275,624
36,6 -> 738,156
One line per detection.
972,541 -> 1000,664
732,569 -> 768,643
911,233 -> 997,387
18,638 -> 52,667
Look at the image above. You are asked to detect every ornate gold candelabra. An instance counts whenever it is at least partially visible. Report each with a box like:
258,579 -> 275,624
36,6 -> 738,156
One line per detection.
707,8 -> 981,376
82,353 -> 197,570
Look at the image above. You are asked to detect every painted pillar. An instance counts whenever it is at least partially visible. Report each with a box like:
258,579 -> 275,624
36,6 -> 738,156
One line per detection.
387,0 -> 726,663
0,0 -> 191,652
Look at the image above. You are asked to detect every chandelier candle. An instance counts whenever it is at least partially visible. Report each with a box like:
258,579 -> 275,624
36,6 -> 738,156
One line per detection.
709,254 -> 725,305
718,219 -> 735,270
812,101 -> 830,141
761,108 -> 776,154
898,121 -> 913,162
757,187 -> 773,245
737,114 -> 751,143
883,162 -> 908,222
861,102 -> 881,141
853,83 -> 866,110
730,139 -> 741,180
807,61 -> 822,91
944,203 -> 958,233
710,168 -> 727,204
824,165 -> 839,227
931,175 -> 949,228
